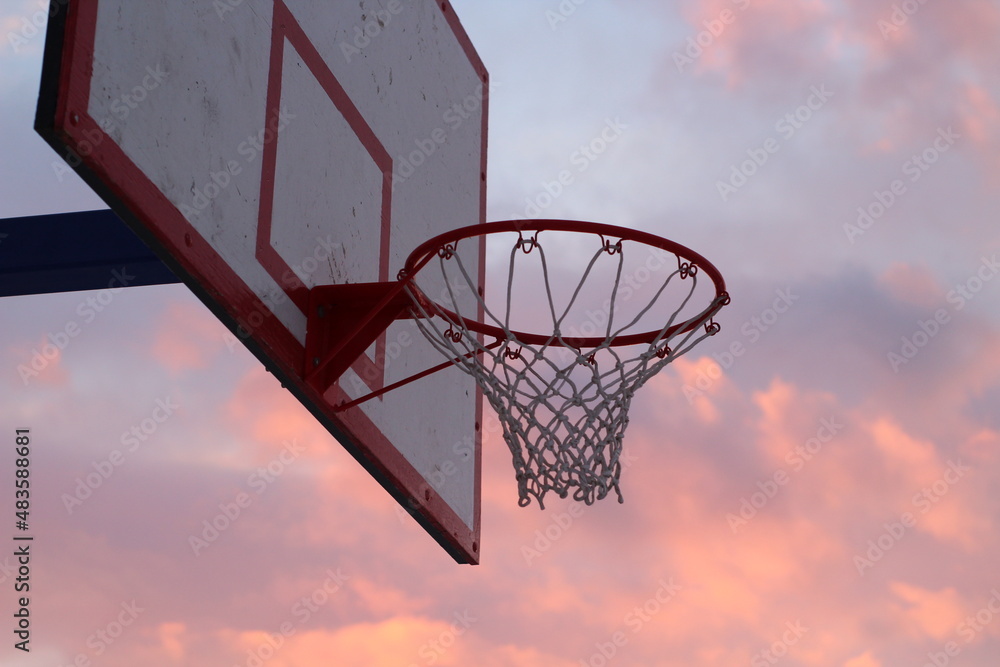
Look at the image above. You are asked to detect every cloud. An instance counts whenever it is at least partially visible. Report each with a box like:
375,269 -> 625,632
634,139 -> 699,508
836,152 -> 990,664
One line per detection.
155,622 -> 187,660
149,300 -> 228,375
890,582 -> 966,641
676,0 -> 834,89
227,617 -> 576,667
6,335 -> 71,387
4,0 -> 1000,665
868,418 -> 938,481
956,82 -> 1000,182
348,577 -> 431,618
222,365 -> 336,461
878,262 -> 946,308
844,651 -> 882,667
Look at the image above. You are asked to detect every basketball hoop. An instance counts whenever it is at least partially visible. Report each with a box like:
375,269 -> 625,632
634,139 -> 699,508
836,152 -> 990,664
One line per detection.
400,220 -> 730,509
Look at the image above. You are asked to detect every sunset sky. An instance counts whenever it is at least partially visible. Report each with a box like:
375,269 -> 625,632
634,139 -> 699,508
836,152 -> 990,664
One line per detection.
3,0 -> 1000,665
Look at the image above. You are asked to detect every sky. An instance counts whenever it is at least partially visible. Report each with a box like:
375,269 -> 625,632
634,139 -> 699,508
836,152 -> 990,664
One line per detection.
2,0 -> 1000,665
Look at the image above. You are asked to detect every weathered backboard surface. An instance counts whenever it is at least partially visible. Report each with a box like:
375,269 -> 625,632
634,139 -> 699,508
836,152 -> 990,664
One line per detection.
36,0 -> 487,563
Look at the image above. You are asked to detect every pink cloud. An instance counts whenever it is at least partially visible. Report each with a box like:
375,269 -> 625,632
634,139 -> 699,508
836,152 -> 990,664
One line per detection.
878,262 -> 947,308
956,82 -> 1000,182
667,0 -> 1000,177
677,0 -> 833,87
7,1 -> 1000,665
844,651 -> 883,667
222,365 -> 336,461
962,429 -> 1000,467
8,335 -> 71,387
868,418 -> 938,478
154,622 -> 187,660
227,618 -> 577,667
919,491 -> 992,552
889,582 -> 967,641
149,300 -> 228,375
663,356 -> 738,423
957,83 -> 1000,145
348,577 -> 432,618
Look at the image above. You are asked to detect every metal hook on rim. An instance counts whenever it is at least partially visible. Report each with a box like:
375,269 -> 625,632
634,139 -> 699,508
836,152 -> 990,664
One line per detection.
678,257 -> 699,279
516,232 -> 539,254
599,235 -> 623,256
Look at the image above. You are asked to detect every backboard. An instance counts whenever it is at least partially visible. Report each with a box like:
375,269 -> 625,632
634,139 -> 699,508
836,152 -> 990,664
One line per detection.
36,0 -> 488,563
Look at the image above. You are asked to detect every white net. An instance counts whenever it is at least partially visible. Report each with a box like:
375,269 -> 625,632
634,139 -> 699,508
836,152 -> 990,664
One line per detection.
404,228 -> 728,509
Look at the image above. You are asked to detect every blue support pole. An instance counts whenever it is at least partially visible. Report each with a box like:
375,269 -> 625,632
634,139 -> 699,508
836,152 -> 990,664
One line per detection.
0,209 -> 179,297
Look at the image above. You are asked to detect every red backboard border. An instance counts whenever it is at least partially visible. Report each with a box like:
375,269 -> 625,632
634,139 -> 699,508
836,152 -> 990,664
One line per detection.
35,0 -> 486,564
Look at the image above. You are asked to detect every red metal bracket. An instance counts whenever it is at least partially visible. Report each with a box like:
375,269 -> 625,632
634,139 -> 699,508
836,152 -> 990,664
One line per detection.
303,281 -> 419,395
303,279 -> 492,412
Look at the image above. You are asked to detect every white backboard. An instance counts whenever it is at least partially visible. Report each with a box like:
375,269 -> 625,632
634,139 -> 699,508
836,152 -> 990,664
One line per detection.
37,0 -> 488,563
